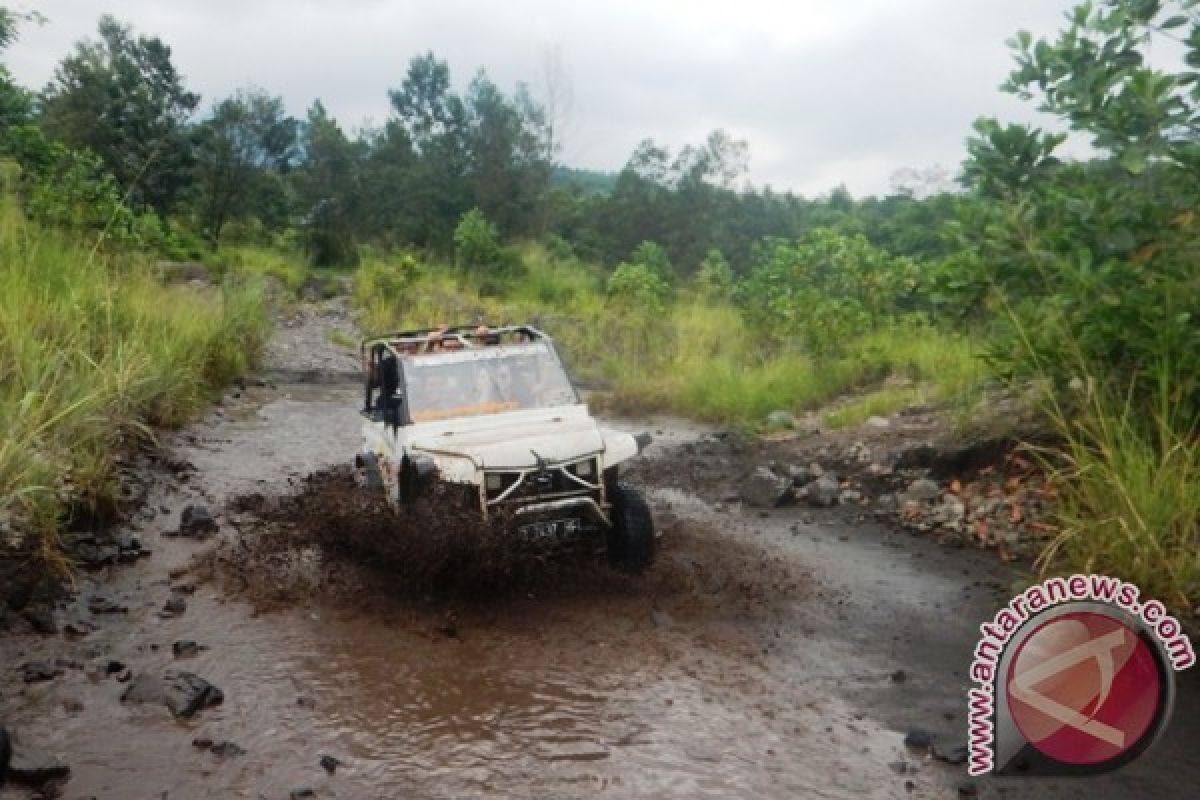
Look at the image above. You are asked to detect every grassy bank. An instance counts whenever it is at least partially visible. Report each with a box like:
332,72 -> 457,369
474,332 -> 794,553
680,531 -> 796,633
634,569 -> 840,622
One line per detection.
0,195 -> 267,573
352,244 -> 988,427
1033,374 -> 1200,612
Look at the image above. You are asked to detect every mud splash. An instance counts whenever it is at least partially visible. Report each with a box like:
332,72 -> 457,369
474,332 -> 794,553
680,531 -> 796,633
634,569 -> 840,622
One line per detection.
200,464 -> 806,627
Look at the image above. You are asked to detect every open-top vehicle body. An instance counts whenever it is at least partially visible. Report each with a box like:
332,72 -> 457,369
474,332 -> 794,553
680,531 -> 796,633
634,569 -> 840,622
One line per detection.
356,324 -> 655,572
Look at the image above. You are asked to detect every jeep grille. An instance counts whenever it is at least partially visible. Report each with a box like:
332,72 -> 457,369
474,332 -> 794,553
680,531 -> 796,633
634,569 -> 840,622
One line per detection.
484,458 -> 600,505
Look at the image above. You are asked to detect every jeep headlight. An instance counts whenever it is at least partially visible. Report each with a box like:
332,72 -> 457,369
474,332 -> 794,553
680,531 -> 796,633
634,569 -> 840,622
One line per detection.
574,459 -> 594,478
485,473 -> 503,490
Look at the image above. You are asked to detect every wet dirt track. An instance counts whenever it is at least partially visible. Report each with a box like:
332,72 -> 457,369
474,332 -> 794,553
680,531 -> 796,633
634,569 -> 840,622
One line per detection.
2,378 -> 1199,800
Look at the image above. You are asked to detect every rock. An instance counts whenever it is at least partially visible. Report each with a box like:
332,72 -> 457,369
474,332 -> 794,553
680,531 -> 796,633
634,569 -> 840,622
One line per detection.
21,605 -> 57,634
894,443 -> 937,470
178,505 -> 218,537
838,489 -> 863,505
933,742 -> 969,765
296,695 -> 316,709
796,415 -> 822,435
740,466 -> 794,508
290,789 -> 316,800
19,661 -> 63,684
903,728 -> 934,752
76,544 -> 120,567
764,410 -> 796,430
888,760 -> 908,775
172,640 -> 205,658
6,737 -> 70,786
62,618 -> 96,636
958,780 -> 979,797
160,597 -> 187,617
808,462 -> 824,478
120,671 -> 224,718
802,477 -> 840,508
115,533 -> 141,551
890,669 -> 907,683
209,741 -> 245,758
105,660 -> 125,675
866,415 -> 891,429
785,464 -> 812,485
903,478 -> 941,503
319,754 -> 342,774
847,442 -> 873,463
86,593 -> 127,614
192,737 -> 213,749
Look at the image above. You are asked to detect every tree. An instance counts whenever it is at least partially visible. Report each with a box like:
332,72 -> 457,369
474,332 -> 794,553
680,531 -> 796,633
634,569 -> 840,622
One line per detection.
293,101 -> 362,265
464,72 -> 550,236
387,52 -> 470,249
191,88 -> 298,247
39,15 -> 199,212
959,0 -> 1200,411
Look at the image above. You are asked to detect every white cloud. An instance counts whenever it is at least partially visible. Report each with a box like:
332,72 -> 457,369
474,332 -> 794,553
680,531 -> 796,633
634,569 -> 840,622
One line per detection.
4,0 -> 1083,195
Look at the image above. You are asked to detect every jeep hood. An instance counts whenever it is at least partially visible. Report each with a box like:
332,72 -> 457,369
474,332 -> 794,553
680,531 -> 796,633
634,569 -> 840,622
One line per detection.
407,406 -> 609,469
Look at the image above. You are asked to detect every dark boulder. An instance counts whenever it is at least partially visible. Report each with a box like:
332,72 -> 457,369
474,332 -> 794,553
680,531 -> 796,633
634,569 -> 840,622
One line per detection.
6,735 -> 70,786
178,505 -> 218,537
172,640 -> 205,658
160,597 -> 187,617
740,466 -> 794,508
19,661 -> 62,684
120,671 -> 224,718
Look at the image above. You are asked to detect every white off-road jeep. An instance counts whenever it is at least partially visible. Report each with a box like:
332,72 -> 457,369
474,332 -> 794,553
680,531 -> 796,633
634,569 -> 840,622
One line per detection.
355,325 -> 655,573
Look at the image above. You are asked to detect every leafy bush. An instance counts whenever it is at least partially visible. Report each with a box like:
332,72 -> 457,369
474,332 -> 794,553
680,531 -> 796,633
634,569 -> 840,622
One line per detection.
738,229 -> 922,355
693,248 -> 734,300
606,261 -> 671,313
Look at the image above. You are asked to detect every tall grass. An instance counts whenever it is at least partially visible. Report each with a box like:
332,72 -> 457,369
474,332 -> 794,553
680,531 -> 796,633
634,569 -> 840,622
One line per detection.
1033,371 -> 1200,611
0,194 -> 267,572
352,243 -> 987,426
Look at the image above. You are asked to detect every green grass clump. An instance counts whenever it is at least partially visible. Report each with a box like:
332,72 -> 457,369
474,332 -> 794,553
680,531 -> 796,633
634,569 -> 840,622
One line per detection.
212,243 -> 309,295
1035,372 -> 1200,612
0,194 -> 267,572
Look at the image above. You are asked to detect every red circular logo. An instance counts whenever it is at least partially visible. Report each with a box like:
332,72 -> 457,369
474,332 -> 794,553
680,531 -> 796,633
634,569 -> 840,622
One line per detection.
1006,611 -> 1161,765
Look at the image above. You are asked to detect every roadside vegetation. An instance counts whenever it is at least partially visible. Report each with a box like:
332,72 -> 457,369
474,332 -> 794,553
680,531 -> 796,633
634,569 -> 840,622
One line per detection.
0,188 -> 266,574
0,2 -> 1196,610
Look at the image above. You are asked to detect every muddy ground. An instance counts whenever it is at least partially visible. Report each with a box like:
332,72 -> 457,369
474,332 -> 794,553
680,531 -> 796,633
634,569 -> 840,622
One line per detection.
1,304 -> 1198,799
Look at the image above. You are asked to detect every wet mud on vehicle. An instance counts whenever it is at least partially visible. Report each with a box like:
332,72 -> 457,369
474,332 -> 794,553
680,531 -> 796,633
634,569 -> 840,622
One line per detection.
355,325 -> 656,573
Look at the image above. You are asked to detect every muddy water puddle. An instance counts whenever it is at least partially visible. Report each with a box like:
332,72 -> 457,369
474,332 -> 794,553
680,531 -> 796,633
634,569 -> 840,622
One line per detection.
2,383 -> 953,799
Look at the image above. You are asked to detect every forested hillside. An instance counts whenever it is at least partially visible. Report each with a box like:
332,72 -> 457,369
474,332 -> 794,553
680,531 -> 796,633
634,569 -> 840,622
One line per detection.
0,2 -> 1196,609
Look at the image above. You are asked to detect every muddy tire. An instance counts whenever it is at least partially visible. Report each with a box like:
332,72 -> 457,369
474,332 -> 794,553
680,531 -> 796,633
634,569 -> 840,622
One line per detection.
607,484 -> 654,574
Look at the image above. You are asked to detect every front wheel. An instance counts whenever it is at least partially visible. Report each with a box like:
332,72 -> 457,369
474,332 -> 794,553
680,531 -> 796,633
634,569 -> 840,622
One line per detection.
607,484 -> 655,574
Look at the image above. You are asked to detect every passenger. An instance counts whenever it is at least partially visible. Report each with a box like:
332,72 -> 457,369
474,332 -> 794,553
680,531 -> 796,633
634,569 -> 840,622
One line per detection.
474,325 -> 499,347
424,330 -> 444,353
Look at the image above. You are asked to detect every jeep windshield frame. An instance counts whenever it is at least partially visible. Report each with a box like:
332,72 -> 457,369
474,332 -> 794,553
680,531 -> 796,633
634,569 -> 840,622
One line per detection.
399,341 -> 579,424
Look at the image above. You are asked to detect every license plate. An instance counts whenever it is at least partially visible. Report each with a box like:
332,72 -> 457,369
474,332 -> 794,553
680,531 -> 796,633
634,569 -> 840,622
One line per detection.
518,518 -> 581,538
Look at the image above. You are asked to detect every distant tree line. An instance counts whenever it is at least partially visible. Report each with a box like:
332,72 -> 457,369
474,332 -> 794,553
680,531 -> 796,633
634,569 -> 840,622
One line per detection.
0,13 -> 964,273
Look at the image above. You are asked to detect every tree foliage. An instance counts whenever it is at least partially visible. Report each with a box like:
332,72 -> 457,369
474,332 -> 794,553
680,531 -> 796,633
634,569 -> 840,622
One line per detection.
39,15 -> 199,212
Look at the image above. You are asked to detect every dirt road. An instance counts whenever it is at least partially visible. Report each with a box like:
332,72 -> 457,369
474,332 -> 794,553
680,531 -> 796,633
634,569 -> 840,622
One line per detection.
2,306 -> 1197,799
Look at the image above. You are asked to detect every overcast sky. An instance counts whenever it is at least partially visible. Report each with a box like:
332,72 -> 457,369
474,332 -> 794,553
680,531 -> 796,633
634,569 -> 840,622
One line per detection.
4,0 -> 1084,196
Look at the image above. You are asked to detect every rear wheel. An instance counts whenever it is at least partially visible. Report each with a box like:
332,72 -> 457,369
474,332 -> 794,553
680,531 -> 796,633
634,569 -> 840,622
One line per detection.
607,483 -> 655,574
